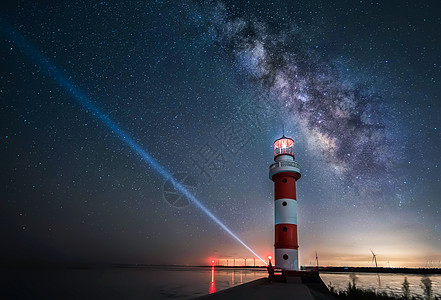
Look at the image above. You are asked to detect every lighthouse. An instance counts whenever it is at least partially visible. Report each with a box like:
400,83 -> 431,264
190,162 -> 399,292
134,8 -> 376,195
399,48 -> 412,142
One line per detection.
269,135 -> 301,271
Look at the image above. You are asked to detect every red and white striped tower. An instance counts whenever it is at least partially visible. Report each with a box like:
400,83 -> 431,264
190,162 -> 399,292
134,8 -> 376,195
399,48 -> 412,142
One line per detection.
269,135 -> 301,271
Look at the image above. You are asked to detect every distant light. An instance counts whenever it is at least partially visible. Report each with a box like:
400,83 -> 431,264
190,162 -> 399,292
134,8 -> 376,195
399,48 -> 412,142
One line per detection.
211,260 -> 215,264
268,256 -> 272,260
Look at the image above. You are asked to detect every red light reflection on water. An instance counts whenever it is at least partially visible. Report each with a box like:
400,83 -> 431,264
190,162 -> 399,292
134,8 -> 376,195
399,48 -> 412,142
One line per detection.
209,266 -> 216,294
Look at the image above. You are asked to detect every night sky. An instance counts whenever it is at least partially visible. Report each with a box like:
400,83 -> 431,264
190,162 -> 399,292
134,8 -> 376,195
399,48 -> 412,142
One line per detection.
1,0 -> 440,268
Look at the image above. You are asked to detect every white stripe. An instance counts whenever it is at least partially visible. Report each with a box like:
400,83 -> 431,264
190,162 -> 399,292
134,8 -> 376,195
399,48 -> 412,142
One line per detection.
275,248 -> 299,271
275,198 -> 297,225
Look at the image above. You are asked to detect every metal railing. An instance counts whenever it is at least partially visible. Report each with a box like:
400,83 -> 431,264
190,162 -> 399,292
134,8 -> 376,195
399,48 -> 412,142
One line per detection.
269,160 -> 301,171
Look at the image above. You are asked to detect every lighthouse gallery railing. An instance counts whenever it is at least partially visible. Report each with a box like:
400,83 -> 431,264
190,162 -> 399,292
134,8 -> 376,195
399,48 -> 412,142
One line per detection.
269,160 -> 302,170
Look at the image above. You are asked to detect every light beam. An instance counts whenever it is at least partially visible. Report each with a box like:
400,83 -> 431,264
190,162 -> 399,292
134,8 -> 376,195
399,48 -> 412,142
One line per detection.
1,20 -> 267,264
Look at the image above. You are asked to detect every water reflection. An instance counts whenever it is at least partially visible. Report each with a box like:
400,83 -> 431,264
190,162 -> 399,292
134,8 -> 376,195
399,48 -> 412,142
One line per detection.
208,268 -> 266,295
321,272 -> 441,298
209,266 -> 216,294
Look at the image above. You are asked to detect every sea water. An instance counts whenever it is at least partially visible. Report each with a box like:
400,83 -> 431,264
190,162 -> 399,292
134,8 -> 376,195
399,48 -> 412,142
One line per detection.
0,266 -> 266,299
320,272 -> 441,298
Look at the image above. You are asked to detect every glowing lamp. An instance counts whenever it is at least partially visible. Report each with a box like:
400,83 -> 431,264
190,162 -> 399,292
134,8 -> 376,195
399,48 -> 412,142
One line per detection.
273,135 -> 295,157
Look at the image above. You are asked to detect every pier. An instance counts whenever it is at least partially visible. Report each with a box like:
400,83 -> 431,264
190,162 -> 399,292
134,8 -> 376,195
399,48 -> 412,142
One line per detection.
198,271 -> 336,300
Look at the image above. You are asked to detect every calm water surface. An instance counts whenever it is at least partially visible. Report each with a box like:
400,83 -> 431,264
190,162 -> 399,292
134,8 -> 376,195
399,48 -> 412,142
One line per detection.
320,272 -> 441,298
0,266 -> 267,299
140,266 -> 267,298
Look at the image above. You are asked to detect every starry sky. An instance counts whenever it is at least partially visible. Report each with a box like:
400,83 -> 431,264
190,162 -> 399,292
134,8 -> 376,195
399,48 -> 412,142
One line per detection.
1,0 -> 440,268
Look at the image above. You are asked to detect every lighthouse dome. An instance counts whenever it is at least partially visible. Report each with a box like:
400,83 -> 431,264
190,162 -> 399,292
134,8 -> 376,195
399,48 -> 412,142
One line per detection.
273,135 -> 295,158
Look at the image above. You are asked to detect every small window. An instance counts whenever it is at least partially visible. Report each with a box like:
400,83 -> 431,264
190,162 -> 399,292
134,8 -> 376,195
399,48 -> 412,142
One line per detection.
282,201 -> 287,206
283,254 -> 288,260
282,226 -> 287,232
282,178 -> 287,183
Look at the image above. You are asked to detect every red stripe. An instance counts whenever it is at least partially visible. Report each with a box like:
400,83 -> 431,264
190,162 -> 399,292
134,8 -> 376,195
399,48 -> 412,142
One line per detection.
274,223 -> 298,249
273,172 -> 297,200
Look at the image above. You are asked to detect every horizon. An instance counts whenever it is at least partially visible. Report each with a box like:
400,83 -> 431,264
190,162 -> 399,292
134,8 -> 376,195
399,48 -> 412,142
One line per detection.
2,261 -> 441,270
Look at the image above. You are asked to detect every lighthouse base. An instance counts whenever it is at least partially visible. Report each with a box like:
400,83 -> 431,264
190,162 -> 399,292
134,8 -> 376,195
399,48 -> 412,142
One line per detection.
275,248 -> 298,271
268,269 -> 322,285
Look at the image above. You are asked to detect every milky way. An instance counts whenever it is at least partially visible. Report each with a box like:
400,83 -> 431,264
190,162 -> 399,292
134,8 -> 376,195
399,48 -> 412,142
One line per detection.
201,2 -> 405,196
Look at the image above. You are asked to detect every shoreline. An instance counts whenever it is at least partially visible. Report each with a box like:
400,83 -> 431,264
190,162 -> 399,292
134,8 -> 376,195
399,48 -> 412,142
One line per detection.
304,266 -> 441,275
1,263 -> 440,275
